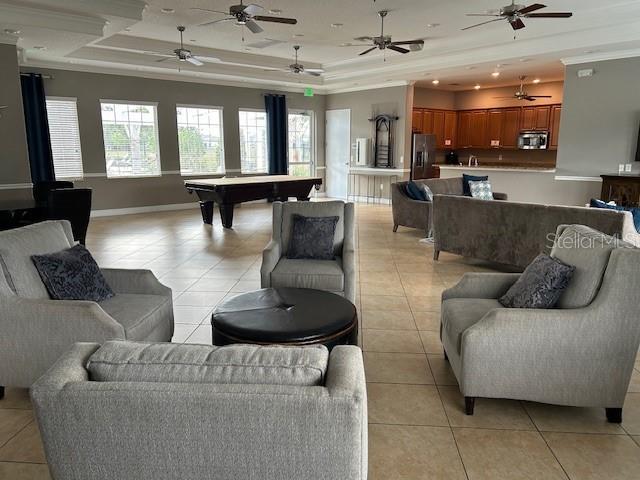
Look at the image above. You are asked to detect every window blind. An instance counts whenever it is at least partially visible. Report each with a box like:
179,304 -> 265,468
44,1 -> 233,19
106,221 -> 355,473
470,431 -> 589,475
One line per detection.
176,106 -> 225,175
45,98 -> 84,180
239,110 -> 268,174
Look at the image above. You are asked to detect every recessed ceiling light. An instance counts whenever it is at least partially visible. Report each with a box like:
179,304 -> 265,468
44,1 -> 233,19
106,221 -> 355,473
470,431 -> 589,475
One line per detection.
474,84 -> 481,90
491,71 -> 500,78
331,23 -> 344,28
161,8 -> 175,14
532,78 -> 541,84
33,46 -> 47,50
4,28 -> 21,35
432,79 -> 440,85
269,9 -> 282,14
426,23 -> 440,28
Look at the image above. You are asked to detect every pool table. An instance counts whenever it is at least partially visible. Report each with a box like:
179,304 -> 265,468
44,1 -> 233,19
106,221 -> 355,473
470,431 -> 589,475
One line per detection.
185,175 -> 322,228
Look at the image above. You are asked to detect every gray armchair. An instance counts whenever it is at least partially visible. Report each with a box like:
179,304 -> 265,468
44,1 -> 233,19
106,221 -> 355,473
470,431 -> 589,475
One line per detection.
0,221 -> 173,395
261,201 -> 356,303
440,224 -> 640,423
31,341 -> 368,480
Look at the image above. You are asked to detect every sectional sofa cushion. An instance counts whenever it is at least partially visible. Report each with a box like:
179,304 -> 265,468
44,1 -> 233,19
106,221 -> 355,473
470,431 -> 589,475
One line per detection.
0,221 -> 74,299
87,341 -> 329,386
462,174 -> 489,196
271,258 -> 345,291
499,253 -> 575,309
31,244 -> 114,302
590,198 -> 640,232
551,224 -> 626,309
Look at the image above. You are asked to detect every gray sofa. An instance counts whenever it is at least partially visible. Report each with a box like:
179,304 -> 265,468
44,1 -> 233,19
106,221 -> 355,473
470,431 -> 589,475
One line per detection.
0,221 -> 173,394
441,225 -> 640,422
261,201 -> 356,303
31,341 -> 368,480
433,195 -> 640,269
391,177 -> 507,234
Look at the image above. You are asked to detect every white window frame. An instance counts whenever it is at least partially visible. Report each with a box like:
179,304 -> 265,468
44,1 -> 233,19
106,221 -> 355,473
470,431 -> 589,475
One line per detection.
287,109 -> 315,177
238,108 -> 269,175
45,96 -> 84,180
176,104 -> 226,177
99,99 -> 161,179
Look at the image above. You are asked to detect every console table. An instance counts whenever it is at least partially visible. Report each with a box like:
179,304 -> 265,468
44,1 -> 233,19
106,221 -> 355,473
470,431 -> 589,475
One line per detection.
600,175 -> 640,207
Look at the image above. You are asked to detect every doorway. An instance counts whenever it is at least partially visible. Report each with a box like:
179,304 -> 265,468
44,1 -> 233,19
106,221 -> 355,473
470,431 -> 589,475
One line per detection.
325,109 -> 350,200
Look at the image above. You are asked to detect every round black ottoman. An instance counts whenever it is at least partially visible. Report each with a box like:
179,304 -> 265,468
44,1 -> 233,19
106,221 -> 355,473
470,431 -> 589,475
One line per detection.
211,288 -> 358,350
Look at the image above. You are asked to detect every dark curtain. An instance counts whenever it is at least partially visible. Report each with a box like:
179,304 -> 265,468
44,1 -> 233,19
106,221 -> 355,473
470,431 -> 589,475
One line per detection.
264,94 -> 288,175
20,74 -> 55,183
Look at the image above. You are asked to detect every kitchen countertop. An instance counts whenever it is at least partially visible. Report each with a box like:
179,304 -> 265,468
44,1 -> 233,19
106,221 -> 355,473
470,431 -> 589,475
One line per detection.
349,166 -> 410,175
438,165 -> 557,173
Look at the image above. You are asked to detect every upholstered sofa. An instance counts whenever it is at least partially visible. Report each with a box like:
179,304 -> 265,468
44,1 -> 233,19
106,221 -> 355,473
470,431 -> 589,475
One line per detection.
433,195 -> 640,269
440,225 -> 640,422
261,201 -> 356,303
391,177 -> 507,234
31,341 -> 368,480
0,221 -> 174,395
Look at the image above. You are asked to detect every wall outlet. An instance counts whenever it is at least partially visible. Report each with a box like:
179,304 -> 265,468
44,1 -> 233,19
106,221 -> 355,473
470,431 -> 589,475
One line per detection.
619,164 -> 626,173
625,164 -> 633,172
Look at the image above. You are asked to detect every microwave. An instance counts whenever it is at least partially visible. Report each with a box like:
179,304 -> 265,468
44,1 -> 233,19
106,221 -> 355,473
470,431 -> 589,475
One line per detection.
518,131 -> 549,150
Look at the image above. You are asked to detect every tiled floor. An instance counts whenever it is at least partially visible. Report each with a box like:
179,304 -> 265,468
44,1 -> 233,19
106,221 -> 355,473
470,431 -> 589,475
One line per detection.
2,202 -> 640,479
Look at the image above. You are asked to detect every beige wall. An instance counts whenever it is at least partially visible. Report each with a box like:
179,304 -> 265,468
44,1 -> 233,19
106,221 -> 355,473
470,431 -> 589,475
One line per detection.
14,67 -> 326,210
0,43 -> 31,197
454,81 -> 564,110
412,86 -> 456,110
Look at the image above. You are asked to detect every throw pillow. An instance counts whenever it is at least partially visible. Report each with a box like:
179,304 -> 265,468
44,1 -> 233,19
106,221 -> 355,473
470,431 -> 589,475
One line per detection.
468,180 -> 493,201
31,244 -> 114,302
590,198 -> 640,232
499,253 -> 575,309
420,183 -> 434,202
405,181 -> 428,201
286,214 -> 339,260
462,174 -> 489,196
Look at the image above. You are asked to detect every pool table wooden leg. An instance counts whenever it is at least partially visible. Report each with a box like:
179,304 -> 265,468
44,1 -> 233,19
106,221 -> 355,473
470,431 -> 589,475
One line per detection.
199,201 -> 214,225
218,204 -> 235,229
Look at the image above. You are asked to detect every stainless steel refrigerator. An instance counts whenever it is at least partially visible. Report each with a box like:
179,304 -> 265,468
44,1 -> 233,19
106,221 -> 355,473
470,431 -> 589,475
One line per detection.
411,134 -> 437,180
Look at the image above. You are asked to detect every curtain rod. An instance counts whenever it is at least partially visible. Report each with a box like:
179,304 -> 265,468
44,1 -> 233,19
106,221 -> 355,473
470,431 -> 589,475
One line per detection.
20,73 -> 54,79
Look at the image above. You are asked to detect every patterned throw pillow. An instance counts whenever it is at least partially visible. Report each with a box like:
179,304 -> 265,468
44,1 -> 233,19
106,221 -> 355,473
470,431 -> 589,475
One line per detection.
286,214 -> 339,260
468,180 -> 494,201
420,184 -> 434,202
31,244 -> 114,302
462,174 -> 489,196
499,253 -> 575,309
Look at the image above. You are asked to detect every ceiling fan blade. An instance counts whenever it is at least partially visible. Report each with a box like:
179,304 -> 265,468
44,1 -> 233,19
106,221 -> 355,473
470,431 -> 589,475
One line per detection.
359,46 -> 377,56
525,97 -> 537,101
390,40 -> 424,46
354,36 -> 374,41
304,70 -> 322,77
387,45 -> 410,54
198,17 -> 234,27
510,18 -> 526,30
462,18 -> 504,31
493,96 -> 516,99
155,57 -> 173,63
305,68 -> 325,73
529,95 -> 553,98
525,12 -> 573,18
190,7 -> 230,15
517,3 -> 547,15
245,20 -> 264,34
465,13 -> 503,17
186,56 -> 204,66
253,15 -> 297,24
243,4 -> 264,15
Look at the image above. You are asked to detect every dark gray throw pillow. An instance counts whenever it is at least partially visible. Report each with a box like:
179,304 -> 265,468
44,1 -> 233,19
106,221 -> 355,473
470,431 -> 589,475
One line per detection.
31,244 -> 115,302
499,253 -> 575,309
286,214 -> 339,260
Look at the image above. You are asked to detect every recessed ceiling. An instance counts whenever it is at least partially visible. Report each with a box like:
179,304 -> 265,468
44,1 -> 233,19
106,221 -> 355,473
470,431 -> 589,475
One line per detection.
2,0 -> 640,92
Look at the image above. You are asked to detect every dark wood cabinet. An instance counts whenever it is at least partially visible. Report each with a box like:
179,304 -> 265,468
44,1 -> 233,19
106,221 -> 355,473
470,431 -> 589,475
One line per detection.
486,109 -> 503,148
457,111 -> 472,148
469,110 -> 487,148
412,109 -> 423,133
422,110 -> 434,134
600,175 -> 640,207
432,110 -> 445,148
521,106 -> 551,131
501,108 -> 521,149
443,111 -> 457,148
550,105 -> 562,150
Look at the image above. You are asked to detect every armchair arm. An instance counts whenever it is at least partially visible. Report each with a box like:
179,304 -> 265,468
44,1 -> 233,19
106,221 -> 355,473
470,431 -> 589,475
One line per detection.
101,268 -> 170,296
260,240 -> 281,288
442,272 -> 520,301
342,247 -> 356,303
31,343 -> 98,393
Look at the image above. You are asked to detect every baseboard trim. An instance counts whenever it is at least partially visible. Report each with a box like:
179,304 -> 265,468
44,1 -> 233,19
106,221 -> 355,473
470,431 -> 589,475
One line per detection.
0,182 -> 33,190
347,195 -> 391,205
554,175 -> 602,182
91,202 -> 199,218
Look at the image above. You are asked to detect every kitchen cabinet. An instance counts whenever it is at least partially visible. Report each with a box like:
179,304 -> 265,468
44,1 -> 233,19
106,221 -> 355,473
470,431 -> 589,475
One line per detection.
469,110 -> 487,148
550,105 -> 562,150
457,111 -> 472,148
432,111 -> 446,148
422,110 -> 434,135
412,109 -> 422,133
486,109 -> 503,148
443,111 -> 457,148
521,106 -> 551,131
501,108 -> 521,149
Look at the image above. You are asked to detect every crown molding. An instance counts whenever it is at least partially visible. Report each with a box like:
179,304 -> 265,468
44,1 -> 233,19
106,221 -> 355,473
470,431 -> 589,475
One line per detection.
324,80 -> 410,95
0,33 -> 19,46
561,48 -> 640,66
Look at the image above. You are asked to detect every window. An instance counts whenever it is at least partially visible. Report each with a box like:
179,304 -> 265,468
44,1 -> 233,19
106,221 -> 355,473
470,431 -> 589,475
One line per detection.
288,111 -> 313,177
176,106 -> 225,175
100,101 -> 160,178
238,109 -> 268,174
45,97 -> 83,180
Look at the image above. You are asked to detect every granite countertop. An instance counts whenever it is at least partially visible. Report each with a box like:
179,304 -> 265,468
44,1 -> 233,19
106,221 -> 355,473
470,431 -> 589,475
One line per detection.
438,165 -> 557,173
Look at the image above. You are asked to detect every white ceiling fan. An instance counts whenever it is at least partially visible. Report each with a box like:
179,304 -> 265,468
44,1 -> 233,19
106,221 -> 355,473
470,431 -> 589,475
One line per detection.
495,76 -> 553,101
193,1 -> 297,34
264,45 -> 324,77
151,26 -> 219,68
